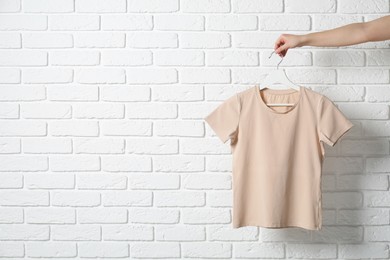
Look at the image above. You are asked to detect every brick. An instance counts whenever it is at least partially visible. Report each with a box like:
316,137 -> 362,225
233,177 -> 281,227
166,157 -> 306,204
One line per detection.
322,192 -> 363,209
126,32 -> 178,48
367,50 -> 390,66
366,157 -> 390,172
128,0 -> 179,12
0,50 -> 47,66
50,50 -> 100,66
52,225 -> 101,241
101,50 -> 152,66
0,208 -> 23,223
50,121 -> 99,136
339,243 -> 389,258
182,208 -> 230,224
126,138 -> 178,154
181,68 -> 230,83
0,33 -> 21,48
126,102 -> 177,118
339,0 -> 389,14
286,243 -> 337,259
0,15 -> 47,30
0,0 -> 21,12
338,68 -> 389,84
260,15 -> 311,30
101,155 -> 152,172
153,155 -> 204,172
156,225 -> 205,241
129,208 -> 179,224
74,138 -> 125,154
103,225 -> 154,241
23,0 -> 74,12
153,85 -> 203,101
314,51 -> 365,66
75,68 -> 125,84
341,140 -> 389,155
47,85 -> 98,101
154,15 -> 204,31
75,32 -> 125,48
0,103 -> 19,119
50,155 -> 100,172
235,243 -> 285,258
101,15 -> 152,30
208,225 -> 258,241
23,68 -> 73,84
154,191 -> 205,207
207,50 -> 259,66
0,224 -> 49,240
25,208 -> 75,224
22,137 -> 72,154
100,86 -> 150,101
337,209 -> 389,225
180,32 -> 231,49
128,173 -> 180,190
0,68 -> 21,83
182,242 -> 231,258
0,123 -> 29,141
131,242 -> 180,258
0,242 -> 24,257
101,120 -> 152,136
0,138 -> 20,154
76,0 -> 126,13
78,242 -> 128,258
154,50 -> 204,66
78,208 -> 127,224
366,85 -> 390,102
182,0 -> 230,13
103,191 -> 152,206
127,68 -> 177,84
0,86 -> 46,101
25,173 -> 75,189
51,191 -> 100,206
73,103 -> 125,119
232,0 -> 283,13
21,103 -> 71,119
285,0 -> 336,13
77,173 -> 127,190
0,190 -> 49,206
182,174 -> 231,189
207,15 -> 258,31
49,15 -> 100,31
337,174 -> 388,190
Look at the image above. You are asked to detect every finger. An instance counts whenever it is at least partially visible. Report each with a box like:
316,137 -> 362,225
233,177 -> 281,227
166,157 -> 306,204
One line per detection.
274,35 -> 285,51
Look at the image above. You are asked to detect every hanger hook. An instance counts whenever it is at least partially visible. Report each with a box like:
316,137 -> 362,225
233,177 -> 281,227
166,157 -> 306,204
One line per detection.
269,50 -> 283,70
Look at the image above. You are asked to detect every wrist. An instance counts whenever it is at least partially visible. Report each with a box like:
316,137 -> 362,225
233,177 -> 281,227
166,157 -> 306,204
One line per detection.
298,34 -> 310,47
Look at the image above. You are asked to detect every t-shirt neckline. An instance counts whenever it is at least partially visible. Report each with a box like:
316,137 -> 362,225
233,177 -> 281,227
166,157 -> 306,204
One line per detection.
254,85 -> 304,115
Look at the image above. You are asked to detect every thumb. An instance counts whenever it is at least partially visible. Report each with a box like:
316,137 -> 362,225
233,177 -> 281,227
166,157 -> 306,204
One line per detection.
275,44 -> 289,56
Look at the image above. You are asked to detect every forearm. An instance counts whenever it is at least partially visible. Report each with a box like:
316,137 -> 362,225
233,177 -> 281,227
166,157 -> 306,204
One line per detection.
299,22 -> 368,47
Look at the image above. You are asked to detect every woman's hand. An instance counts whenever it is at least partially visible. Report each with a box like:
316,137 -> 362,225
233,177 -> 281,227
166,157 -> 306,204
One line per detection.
273,15 -> 390,58
274,34 -> 305,58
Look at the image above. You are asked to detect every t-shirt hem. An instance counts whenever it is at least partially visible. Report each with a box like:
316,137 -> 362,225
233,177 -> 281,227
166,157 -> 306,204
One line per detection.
233,222 -> 322,231
328,121 -> 354,147
204,115 -> 228,143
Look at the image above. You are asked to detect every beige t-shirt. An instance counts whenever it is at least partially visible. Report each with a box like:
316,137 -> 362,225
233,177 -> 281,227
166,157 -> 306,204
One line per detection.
204,85 -> 354,230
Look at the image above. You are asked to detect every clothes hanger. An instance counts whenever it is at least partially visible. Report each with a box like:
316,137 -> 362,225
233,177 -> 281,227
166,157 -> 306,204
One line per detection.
259,50 -> 301,107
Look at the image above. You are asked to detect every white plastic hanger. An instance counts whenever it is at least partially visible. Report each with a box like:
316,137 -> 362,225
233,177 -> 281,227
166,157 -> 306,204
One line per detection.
259,50 -> 301,107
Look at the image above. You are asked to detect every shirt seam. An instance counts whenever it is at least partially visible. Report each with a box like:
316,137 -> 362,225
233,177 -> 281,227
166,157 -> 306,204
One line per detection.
235,93 -> 241,134
316,95 -> 324,141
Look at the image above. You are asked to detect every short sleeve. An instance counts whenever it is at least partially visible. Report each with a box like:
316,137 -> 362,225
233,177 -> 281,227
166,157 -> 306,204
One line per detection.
317,95 -> 354,147
204,94 -> 241,143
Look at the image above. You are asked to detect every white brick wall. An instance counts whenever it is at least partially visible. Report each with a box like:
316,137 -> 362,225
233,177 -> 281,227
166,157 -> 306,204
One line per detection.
0,0 -> 389,259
